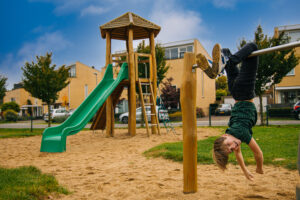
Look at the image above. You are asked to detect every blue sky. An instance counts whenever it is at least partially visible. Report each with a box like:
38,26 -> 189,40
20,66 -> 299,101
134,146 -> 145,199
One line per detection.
0,0 -> 299,89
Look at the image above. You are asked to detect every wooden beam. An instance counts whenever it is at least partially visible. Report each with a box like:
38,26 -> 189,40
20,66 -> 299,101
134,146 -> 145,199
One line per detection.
128,28 -> 136,136
149,32 -> 157,135
181,53 -> 197,193
105,31 -> 114,137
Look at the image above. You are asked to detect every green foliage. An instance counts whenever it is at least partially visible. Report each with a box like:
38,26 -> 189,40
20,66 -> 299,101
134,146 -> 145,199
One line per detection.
22,52 -> 70,127
26,99 -> 33,116
136,40 -> 170,83
0,166 -> 69,200
215,75 -> 228,90
144,125 -> 300,170
0,75 -> 7,104
3,109 -> 18,122
1,102 -> 20,112
216,89 -> 227,101
196,107 -> 205,117
0,128 -> 44,138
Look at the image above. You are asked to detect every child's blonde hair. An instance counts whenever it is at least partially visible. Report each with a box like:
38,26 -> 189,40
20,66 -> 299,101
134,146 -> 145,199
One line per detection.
213,137 -> 229,170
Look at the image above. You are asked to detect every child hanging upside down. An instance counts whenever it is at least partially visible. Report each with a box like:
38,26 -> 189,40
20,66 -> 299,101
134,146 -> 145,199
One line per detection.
195,43 -> 264,180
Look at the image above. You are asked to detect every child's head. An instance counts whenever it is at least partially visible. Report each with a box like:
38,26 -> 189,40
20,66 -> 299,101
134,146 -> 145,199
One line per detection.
213,134 -> 241,170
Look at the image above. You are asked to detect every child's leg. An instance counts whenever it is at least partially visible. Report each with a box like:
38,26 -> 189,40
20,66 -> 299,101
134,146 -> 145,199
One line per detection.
230,43 -> 258,100
195,53 -> 216,79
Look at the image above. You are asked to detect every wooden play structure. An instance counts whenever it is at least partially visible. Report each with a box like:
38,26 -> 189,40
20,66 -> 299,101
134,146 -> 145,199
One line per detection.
91,12 -> 161,137
181,40 -> 300,193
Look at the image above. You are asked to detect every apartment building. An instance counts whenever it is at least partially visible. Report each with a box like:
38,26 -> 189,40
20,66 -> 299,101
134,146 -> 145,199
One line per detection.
274,24 -> 300,104
3,61 -> 102,116
162,39 -> 216,115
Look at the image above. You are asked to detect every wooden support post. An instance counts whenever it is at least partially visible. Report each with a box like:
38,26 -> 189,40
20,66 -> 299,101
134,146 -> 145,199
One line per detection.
105,31 -> 114,137
181,52 -> 197,193
128,28 -> 136,136
150,32 -> 157,135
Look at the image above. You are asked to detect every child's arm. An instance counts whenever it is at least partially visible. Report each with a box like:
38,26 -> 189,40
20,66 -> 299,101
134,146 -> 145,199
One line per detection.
234,146 -> 254,181
248,138 -> 264,174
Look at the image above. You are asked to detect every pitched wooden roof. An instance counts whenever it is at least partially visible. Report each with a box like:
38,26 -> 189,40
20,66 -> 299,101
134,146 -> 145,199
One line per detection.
100,12 -> 161,40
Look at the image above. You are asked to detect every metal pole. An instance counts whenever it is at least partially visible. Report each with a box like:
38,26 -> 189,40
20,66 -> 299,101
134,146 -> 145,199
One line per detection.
248,41 -> 300,57
266,105 -> 269,126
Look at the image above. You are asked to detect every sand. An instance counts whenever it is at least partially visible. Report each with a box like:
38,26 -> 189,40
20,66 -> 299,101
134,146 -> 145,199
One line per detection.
0,127 -> 298,200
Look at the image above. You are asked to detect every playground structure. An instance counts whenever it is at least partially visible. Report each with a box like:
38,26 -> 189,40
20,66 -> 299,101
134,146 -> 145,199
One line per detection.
182,40 -> 300,193
40,12 -> 162,152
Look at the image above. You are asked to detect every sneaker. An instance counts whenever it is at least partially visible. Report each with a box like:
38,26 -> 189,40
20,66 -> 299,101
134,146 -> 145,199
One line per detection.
195,53 -> 210,71
212,44 -> 231,76
195,53 -> 217,79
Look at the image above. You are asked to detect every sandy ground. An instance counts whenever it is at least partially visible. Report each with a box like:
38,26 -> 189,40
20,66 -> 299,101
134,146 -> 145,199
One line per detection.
0,127 -> 298,200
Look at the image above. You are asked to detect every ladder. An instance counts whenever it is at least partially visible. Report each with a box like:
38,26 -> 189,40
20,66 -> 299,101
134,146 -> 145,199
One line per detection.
137,79 -> 160,137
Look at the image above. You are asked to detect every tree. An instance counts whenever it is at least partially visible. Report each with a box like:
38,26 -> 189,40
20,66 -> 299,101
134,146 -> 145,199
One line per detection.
0,75 -> 7,105
215,75 -> 229,101
239,25 -> 299,125
160,77 -> 180,109
136,40 -> 169,84
1,102 -> 20,113
22,52 -> 70,127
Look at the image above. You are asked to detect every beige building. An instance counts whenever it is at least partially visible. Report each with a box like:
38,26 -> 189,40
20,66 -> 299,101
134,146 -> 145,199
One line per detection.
274,24 -> 300,104
4,61 -> 102,116
162,39 -> 216,115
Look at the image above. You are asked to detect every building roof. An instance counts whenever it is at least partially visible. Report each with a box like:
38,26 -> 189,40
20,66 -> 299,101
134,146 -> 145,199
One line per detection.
276,24 -> 300,32
100,12 -> 160,40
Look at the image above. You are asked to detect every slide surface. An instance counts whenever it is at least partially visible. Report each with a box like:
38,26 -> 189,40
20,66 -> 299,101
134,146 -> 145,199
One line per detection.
40,63 -> 128,152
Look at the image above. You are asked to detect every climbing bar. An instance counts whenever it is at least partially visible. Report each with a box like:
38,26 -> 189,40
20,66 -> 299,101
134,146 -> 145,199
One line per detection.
248,41 -> 300,57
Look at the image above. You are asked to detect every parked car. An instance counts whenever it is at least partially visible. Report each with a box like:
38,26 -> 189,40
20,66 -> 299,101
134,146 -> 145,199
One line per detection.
44,108 -> 69,122
215,104 -> 232,116
293,101 -> 300,120
119,106 -> 169,124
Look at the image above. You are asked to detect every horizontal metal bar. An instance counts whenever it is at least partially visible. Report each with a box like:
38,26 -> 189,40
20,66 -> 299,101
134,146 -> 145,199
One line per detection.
248,41 -> 300,57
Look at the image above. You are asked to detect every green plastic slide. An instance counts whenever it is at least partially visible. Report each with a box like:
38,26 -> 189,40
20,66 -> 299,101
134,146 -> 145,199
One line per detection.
40,63 -> 128,152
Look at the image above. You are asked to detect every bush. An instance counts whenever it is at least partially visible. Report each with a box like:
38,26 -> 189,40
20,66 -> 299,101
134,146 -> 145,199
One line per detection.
3,109 -> 18,121
196,107 -> 205,118
1,102 -> 20,113
268,107 -> 293,118
52,115 -> 69,123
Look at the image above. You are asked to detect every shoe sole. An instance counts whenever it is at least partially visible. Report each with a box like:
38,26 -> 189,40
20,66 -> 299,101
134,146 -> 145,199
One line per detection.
212,44 -> 222,76
195,53 -> 209,71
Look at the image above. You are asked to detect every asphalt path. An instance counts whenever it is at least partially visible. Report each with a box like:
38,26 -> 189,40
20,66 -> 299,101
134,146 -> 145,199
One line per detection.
0,116 -> 299,129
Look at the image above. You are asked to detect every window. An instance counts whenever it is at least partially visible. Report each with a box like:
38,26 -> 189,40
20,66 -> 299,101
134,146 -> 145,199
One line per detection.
165,49 -> 170,59
69,65 -> 76,77
170,48 -> 178,59
11,98 -> 16,102
286,68 -> 295,76
287,30 -> 300,42
179,47 -> 186,58
187,45 -> 193,52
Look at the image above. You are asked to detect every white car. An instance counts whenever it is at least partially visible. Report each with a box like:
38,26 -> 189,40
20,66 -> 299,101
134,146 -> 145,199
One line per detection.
119,106 -> 169,124
44,108 -> 69,122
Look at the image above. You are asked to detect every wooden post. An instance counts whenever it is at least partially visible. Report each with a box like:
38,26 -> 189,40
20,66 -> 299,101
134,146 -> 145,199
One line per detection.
181,52 -> 197,193
150,32 -> 157,135
128,28 -> 136,136
105,31 -> 114,137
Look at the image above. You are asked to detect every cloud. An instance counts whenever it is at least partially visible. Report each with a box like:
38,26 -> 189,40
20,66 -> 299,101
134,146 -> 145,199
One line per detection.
149,0 -> 207,44
212,0 -> 238,8
0,31 -> 71,90
80,5 -> 108,17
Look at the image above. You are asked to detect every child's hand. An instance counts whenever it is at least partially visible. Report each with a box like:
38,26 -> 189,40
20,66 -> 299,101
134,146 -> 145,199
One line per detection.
244,170 -> 254,181
256,167 -> 264,174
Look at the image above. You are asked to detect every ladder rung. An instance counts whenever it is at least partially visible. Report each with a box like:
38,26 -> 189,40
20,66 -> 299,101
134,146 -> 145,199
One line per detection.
143,93 -> 151,95
149,124 -> 158,127
141,83 -> 150,85
149,114 -> 155,116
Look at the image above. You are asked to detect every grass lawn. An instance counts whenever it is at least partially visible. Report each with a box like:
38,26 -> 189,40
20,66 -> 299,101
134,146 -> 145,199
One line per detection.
0,166 -> 69,200
0,128 -> 44,138
144,125 -> 300,170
